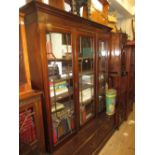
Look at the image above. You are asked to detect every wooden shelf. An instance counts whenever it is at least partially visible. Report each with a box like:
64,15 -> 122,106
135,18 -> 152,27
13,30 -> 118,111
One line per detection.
49,76 -> 73,83
51,88 -> 73,101
80,98 -> 94,106
48,58 -> 72,61
79,70 -> 94,76
79,84 -> 94,90
78,57 -> 93,61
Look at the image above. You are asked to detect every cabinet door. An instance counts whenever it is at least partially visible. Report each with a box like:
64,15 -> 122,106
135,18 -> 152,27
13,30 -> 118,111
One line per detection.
78,35 -> 95,126
97,40 -> 108,113
46,32 -> 75,145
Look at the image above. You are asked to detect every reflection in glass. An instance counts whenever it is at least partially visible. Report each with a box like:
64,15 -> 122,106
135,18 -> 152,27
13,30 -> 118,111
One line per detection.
78,36 -> 94,125
98,41 -> 108,113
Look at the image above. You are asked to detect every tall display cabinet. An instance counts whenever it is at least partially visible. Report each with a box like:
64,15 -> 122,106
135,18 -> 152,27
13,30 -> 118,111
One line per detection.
20,1 -> 116,153
109,33 -> 128,127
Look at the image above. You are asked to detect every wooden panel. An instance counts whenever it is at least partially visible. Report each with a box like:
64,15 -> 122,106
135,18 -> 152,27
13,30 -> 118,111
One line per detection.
19,13 -> 32,94
19,91 -> 45,154
109,33 -> 127,74
109,34 -> 121,74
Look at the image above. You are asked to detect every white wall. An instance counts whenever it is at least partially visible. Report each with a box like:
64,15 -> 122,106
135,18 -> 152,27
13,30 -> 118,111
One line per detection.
116,17 -> 135,40
115,0 -> 135,15
19,0 -> 26,8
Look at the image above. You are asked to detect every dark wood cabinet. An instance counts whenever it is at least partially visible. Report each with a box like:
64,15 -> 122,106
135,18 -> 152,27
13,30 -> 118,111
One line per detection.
19,12 -> 45,154
20,1 -> 116,153
124,41 -> 135,119
109,33 -> 128,128
109,33 -> 127,75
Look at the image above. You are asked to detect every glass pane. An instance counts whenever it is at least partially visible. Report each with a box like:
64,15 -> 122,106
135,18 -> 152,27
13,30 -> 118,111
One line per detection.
19,26 -> 27,86
98,41 -> 108,113
78,36 -> 94,126
46,32 -> 75,145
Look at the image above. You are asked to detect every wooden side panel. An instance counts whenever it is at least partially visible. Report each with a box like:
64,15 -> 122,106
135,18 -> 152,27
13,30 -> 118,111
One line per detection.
19,91 -> 45,153
19,13 -> 32,94
109,34 -> 121,74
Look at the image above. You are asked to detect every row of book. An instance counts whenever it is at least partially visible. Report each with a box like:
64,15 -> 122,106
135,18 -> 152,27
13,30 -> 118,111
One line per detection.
80,106 -> 93,125
52,116 -> 75,144
19,110 -> 36,144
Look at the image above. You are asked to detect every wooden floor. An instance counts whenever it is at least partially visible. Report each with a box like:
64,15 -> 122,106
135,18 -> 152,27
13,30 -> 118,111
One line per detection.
52,113 -> 116,155
98,108 -> 135,155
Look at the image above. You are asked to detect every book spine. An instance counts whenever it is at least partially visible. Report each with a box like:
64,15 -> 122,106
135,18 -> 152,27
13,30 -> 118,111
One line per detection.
52,126 -> 57,144
19,111 -> 36,144
71,116 -> 75,130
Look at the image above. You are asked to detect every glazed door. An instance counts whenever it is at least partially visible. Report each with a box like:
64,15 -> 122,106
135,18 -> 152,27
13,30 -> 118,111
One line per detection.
45,31 -> 76,145
97,40 -> 109,113
77,34 -> 95,126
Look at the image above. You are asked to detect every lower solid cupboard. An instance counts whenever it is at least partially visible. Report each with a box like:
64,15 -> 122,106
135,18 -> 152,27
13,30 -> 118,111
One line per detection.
20,1 -> 134,154
19,91 -> 45,155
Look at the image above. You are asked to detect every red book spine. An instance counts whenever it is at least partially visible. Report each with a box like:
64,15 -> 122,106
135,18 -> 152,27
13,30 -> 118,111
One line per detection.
71,117 -> 74,129
32,125 -> 36,142
53,127 -> 57,144
19,111 -> 36,144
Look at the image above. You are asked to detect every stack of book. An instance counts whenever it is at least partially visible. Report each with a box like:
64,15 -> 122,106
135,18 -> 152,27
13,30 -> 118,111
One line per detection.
19,110 -> 36,144
49,80 -> 68,97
